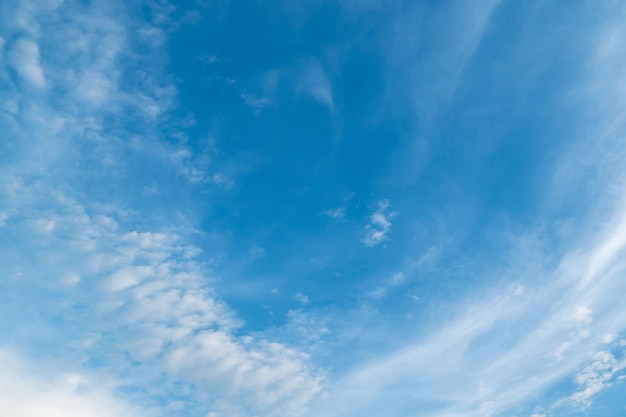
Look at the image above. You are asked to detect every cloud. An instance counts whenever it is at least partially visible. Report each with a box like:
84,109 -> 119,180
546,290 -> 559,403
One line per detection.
284,309 -> 332,347
322,207 -> 346,219
311,192 -> 626,417
164,331 -> 323,416
240,91 -> 273,109
385,0 -> 501,117
0,0 -> 180,180
0,0 -> 230,191
104,265 -> 154,292
7,38 -> 46,88
368,272 -> 405,299
0,2 -> 324,416
240,70 -> 279,111
295,58 -> 334,112
0,177 -> 324,417
0,350 -> 147,417
361,199 -> 397,247
366,246 -> 438,299
572,306 -> 593,325
211,172 -> 234,189
560,349 -> 626,410
240,58 -> 334,113
309,9 -> 626,415
295,292 -> 310,305
249,244 -> 266,259
580,205 -> 626,287
321,193 -> 355,220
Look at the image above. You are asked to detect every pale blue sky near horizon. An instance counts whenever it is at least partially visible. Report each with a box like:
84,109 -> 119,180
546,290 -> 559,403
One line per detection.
1,1 -> 626,417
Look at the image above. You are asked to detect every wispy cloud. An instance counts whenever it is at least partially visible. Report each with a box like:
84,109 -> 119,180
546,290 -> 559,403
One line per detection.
240,58 -> 334,114
295,57 -> 334,113
249,244 -> 266,259
361,199 -> 397,247
367,246 -> 438,299
322,207 -> 346,219
385,0 -> 501,119
240,90 -> 273,110
312,193 -> 626,417
295,292 -> 310,305
367,272 -> 405,299
321,193 -> 355,220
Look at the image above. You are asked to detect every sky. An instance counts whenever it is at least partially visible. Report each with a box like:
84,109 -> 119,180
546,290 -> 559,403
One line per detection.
1,1 -> 626,416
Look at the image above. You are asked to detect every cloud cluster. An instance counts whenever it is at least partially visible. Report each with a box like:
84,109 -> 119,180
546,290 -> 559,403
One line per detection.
0,1 -> 324,416
1,160 -> 324,417
361,199 -> 397,247
567,349 -> 626,409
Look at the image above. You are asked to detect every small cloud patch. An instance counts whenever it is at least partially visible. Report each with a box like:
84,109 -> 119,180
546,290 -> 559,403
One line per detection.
361,200 -> 397,247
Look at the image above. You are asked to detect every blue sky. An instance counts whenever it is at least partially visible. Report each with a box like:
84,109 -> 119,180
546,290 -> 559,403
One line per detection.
1,1 -> 626,416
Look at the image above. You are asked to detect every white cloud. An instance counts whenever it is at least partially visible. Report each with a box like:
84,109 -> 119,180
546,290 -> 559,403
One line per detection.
295,292 -> 310,305
249,244 -> 266,259
0,350 -> 147,417
240,58 -> 334,114
368,272 -> 405,299
0,3 -> 325,415
240,70 -> 280,111
0,178 -> 324,417
572,306 -> 593,325
200,53 -> 219,64
322,194 -> 354,219
211,172 -> 234,189
164,331 -> 323,416
322,207 -> 346,219
240,91 -> 273,109
602,333 -> 616,344
361,199 -> 397,247
7,38 -> 46,88
580,206 -> 626,287
104,265 -> 153,291
284,309 -> 332,347
63,272 -> 81,285
566,350 -> 626,409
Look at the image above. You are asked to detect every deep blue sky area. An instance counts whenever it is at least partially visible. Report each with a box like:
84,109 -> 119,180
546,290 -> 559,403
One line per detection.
1,1 -> 626,417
